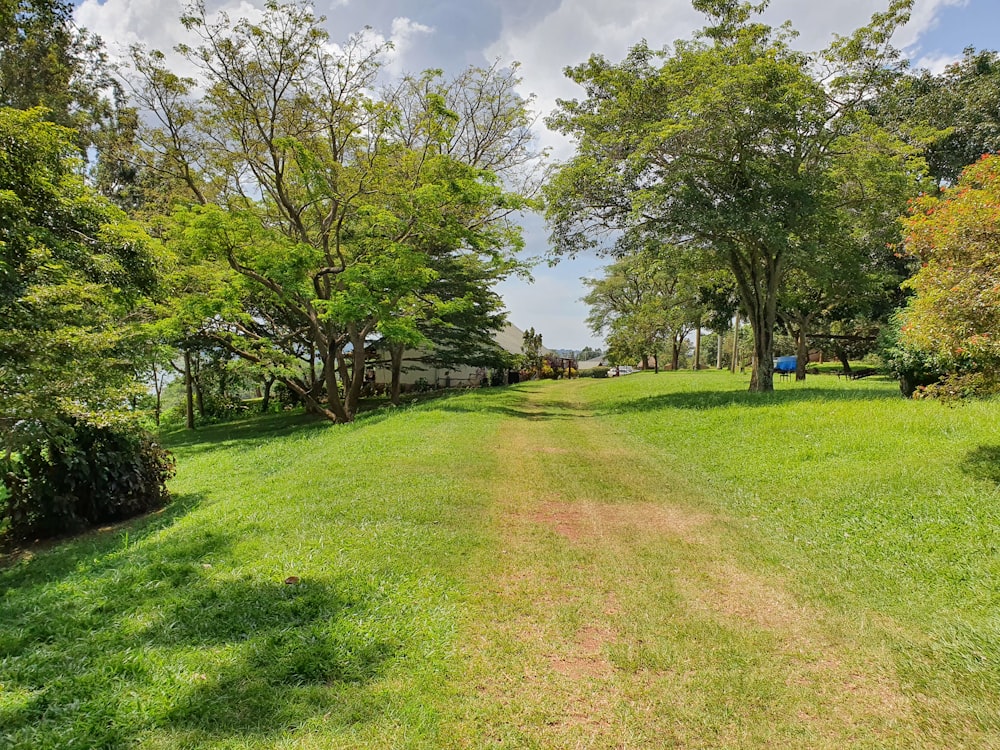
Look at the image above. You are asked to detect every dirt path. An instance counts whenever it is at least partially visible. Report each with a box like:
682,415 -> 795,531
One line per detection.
447,384 -> 952,749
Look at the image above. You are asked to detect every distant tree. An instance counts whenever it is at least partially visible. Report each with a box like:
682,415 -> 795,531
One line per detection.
874,48 -> 1000,186
521,327 -> 544,377
583,246 -> 703,371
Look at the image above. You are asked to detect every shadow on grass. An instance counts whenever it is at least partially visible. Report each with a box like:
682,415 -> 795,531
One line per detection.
153,577 -> 394,738
961,445 -> 1000,485
159,389 -> 490,455
432,402 -> 577,420
430,394 -> 587,421
0,497 -> 398,746
601,382 -> 902,414
0,490 -> 205,578
160,410 -> 331,453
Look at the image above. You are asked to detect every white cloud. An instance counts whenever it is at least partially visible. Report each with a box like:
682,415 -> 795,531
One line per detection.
387,17 -> 434,76
915,51 -> 961,73
487,0 -> 970,159
486,0 -> 701,158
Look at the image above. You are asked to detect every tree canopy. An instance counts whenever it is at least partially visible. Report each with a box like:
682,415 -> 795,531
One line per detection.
545,0 -> 919,391
901,154 -> 1000,372
129,0 -> 538,422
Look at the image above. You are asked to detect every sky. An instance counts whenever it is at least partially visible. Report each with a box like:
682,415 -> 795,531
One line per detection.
74,0 -> 1000,351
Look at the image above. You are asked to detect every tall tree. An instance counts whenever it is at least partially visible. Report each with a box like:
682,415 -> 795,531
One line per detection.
0,0 -> 136,192
130,1 -> 530,422
545,0 -> 914,391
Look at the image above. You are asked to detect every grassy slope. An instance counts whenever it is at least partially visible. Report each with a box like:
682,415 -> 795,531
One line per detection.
0,400 -> 507,749
2,373 -> 1000,747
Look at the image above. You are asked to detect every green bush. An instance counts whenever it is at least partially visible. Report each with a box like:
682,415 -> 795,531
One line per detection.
579,367 -> 610,379
1,415 -> 175,541
878,317 -> 950,397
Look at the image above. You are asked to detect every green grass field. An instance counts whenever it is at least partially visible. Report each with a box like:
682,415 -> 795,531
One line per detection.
3,371 -> 1000,748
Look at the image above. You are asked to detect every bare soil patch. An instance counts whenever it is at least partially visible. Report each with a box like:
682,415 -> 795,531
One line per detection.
528,498 -> 713,544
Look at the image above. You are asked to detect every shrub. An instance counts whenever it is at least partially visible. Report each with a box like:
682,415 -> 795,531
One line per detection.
1,415 -> 175,541
579,367 -> 610,379
879,317 -> 950,397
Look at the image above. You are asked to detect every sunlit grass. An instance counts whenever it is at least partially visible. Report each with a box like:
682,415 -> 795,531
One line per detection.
3,372 -> 1000,747
0,392 -> 512,749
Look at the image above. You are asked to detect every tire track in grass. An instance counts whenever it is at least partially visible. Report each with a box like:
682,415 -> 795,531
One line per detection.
446,381 -> 967,749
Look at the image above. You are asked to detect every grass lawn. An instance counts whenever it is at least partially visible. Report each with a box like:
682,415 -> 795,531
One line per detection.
2,371 -> 1000,747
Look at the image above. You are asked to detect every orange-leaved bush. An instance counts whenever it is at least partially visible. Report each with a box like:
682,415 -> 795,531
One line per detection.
901,154 -> 1000,369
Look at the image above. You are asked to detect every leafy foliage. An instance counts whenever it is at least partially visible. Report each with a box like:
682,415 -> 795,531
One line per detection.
874,48 -> 1000,186
900,154 -> 1000,389
878,313 -> 949,396
0,30 -> 171,539
0,107 -> 160,445
2,413 -> 175,540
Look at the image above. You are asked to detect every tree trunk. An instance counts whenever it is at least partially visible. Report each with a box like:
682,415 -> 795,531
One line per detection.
280,375 -> 340,422
837,348 -> 852,375
671,338 -> 680,371
343,327 -> 367,418
151,362 -> 163,427
219,363 -> 228,401
795,328 -> 808,381
260,375 -> 275,413
747,303 -> 776,393
389,343 -> 404,406
730,313 -> 741,373
694,321 -> 702,370
717,330 -> 723,369
184,349 -> 195,430
322,344 -> 352,423
653,353 -> 659,374
192,354 -> 205,417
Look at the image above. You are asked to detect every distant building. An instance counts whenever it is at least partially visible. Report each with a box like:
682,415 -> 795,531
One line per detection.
370,323 -> 550,390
